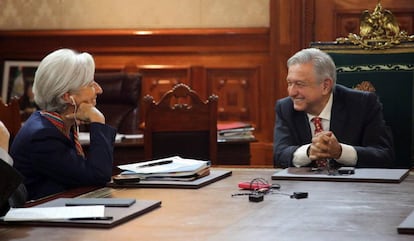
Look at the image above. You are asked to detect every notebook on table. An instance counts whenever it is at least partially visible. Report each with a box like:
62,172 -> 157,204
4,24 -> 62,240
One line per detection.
108,169 -> 232,189
0,197 -> 161,228
272,168 -> 409,183
398,210 -> 414,234
64,198 -> 136,207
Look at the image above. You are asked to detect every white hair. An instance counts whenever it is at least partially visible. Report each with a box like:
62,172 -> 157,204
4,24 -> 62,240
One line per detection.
287,48 -> 337,84
33,48 -> 95,112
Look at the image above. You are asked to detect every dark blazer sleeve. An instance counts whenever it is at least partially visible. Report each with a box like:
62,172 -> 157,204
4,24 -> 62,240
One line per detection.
330,85 -> 395,168
31,123 -> 114,181
11,114 -> 116,200
273,97 -> 311,168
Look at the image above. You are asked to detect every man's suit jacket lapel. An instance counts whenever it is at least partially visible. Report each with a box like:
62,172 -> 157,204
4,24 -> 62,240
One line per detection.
330,86 -> 347,137
294,111 -> 312,143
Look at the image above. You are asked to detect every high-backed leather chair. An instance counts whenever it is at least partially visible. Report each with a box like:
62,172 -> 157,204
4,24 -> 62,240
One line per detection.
143,83 -> 219,165
94,72 -> 142,134
310,2 -> 414,168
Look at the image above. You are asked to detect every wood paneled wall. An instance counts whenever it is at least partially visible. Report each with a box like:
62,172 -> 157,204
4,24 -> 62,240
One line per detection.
0,0 -> 413,166
0,28 -> 276,166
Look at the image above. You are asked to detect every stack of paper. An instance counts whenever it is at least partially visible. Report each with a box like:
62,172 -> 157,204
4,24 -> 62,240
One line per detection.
117,156 -> 210,181
217,121 -> 255,142
78,132 -> 143,144
2,205 -> 105,221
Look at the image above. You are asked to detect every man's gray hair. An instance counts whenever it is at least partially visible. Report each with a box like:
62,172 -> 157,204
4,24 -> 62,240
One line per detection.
33,49 -> 95,112
287,48 -> 337,84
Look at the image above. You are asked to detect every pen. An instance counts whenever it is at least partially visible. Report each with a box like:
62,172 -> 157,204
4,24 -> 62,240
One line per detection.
69,216 -> 113,221
137,160 -> 173,168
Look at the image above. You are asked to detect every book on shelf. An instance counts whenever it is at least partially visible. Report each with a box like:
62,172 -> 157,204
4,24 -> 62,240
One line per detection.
218,132 -> 255,142
78,132 -> 143,144
218,127 -> 255,135
217,121 -> 253,131
116,156 -> 210,181
217,121 -> 255,141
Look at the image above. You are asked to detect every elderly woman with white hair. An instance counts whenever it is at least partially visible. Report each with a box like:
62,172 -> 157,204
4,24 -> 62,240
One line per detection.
10,48 -> 116,200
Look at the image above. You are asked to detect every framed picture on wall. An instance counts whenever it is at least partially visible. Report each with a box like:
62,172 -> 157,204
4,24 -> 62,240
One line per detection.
2,61 -> 40,119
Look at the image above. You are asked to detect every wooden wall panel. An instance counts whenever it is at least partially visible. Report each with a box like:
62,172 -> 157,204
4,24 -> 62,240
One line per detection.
208,67 -> 259,123
138,66 -> 191,101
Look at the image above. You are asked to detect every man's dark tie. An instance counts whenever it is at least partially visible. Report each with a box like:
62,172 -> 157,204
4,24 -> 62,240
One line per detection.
312,117 -> 327,168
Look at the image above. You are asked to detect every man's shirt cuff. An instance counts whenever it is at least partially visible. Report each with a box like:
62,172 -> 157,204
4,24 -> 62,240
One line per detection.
292,144 -> 311,167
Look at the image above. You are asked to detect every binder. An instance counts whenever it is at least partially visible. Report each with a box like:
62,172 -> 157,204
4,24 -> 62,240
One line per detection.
0,197 -> 161,228
272,168 -> 409,183
108,169 -> 232,189
398,209 -> 414,234
64,198 -> 136,207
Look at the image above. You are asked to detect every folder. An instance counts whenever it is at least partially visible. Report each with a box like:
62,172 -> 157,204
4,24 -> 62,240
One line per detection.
108,169 -> 232,189
64,198 -> 136,207
0,198 -> 161,228
272,168 -> 410,183
398,209 -> 414,234
117,156 -> 210,179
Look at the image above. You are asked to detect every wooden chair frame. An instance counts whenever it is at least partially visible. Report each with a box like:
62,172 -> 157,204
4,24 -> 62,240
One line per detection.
143,83 -> 218,165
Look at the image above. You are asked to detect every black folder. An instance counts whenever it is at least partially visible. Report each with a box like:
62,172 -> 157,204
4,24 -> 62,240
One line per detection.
1,197 -> 161,228
64,198 -> 136,207
398,210 -> 414,234
107,169 -> 232,189
272,168 -> 409,183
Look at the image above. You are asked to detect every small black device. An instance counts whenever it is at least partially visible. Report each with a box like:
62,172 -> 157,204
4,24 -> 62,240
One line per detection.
249,193 -> 264,202
290,192 -> 308,199
337,167 -> 355,175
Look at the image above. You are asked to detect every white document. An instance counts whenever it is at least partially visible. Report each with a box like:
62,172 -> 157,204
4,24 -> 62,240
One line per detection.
118,156 -> 209,175
78,132 -> 142,144
3,205 -> 105,221
122,134 -> 143,139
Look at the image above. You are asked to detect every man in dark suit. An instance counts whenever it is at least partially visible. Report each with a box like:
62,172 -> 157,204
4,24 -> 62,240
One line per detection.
273,48 -> 394,168
0,121 -> 27,216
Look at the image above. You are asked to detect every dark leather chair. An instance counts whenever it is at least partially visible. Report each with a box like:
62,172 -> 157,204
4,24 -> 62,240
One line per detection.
322,49 -> 413,168
143,83 -> 219,165
310,3 -> 414,168
94,72 -> 142,134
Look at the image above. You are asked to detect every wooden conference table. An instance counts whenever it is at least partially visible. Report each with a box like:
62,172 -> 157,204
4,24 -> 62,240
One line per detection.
1,168 -> 414,241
